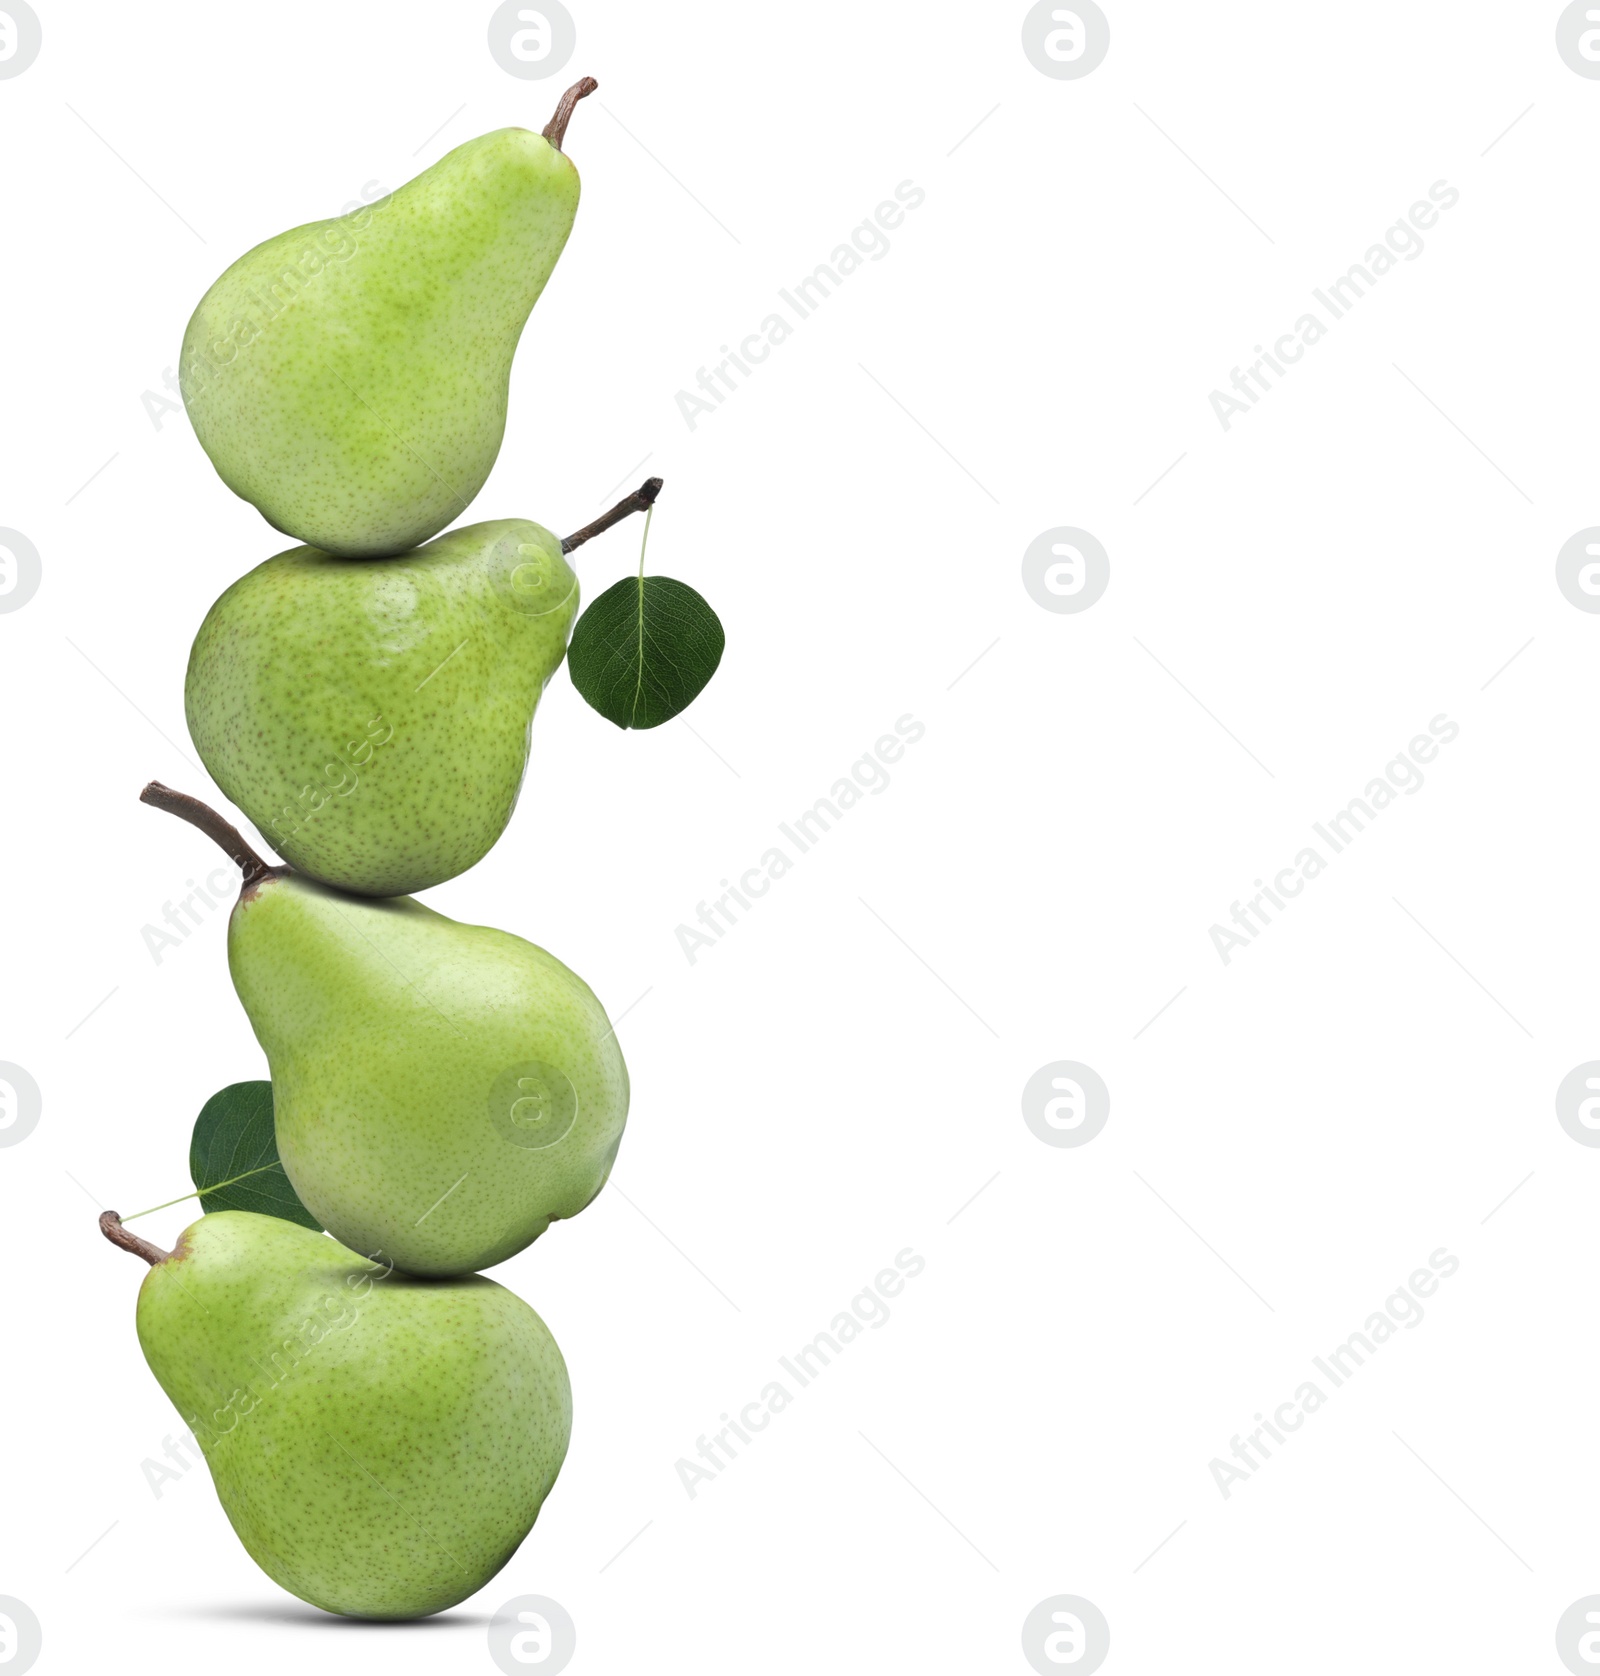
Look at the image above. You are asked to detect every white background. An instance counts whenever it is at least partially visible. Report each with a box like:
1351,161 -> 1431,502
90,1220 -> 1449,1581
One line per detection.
2,1 -> 1598,1671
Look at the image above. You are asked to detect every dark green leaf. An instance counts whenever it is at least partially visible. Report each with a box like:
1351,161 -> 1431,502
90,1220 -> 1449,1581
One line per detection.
568,574 -> 724,729
189,1081 -> 321,1229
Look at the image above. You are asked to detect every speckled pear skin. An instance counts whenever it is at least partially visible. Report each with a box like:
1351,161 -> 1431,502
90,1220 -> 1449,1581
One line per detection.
180,129 -> 581,556
186,519 -> 577,897
135,1211 -> 571,1619
229,873 -> 628,1276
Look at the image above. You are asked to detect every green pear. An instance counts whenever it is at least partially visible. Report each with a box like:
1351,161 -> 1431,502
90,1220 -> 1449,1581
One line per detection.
102,1208 -> 570,1619
142,784 -> 629,1277
186,481 -> 658,898
180,78 -> 596,557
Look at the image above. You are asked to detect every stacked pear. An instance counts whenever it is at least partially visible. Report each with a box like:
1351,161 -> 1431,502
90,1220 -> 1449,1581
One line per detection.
104,1209 -> 570,1619
181,79 -> 596,556
107,76 -> 638,1622
187,517 -> 579,896
144,782 -> 629,1277
184,476 -> 658,896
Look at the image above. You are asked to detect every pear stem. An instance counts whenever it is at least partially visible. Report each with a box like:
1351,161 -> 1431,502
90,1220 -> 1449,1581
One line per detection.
562,477 -> 663,557
543,76 -> 598,152
140,782 -> 274,884
100,1211 -> 168,1267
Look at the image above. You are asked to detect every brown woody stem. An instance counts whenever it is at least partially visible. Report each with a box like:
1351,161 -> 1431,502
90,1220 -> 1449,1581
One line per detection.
543,76 -> 598,151
100,1211 -> 168,1266
562,477 -> 663,556
140,782 -> 273,885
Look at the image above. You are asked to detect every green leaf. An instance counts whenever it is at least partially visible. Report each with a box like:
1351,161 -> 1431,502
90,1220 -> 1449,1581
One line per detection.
189,1081 -> 322,1229
568,574 -> 725,729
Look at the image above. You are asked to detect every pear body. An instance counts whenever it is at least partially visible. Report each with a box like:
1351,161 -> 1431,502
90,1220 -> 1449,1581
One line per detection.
180,130 -> 581,556
230,873 -> 628,1276
135,1211 -> 571,1619
186,519 -> 577,896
